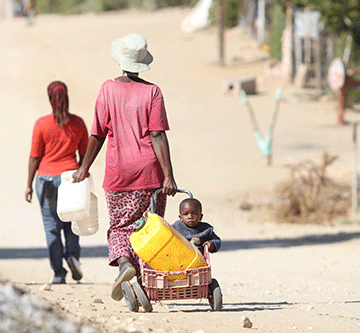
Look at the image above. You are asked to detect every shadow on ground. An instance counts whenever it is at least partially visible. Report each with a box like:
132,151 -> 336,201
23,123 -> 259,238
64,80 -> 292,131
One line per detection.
1,231 -> 360,259
0,246 -> 108,259
166,301 -> 291,313
220,231 -> 360,252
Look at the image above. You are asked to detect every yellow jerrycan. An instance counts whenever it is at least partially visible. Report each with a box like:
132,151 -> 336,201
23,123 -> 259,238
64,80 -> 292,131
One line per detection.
130,189 -> 206,273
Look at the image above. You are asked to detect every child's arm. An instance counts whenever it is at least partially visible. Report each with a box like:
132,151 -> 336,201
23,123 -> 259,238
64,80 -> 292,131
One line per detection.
206,228 -> 221,253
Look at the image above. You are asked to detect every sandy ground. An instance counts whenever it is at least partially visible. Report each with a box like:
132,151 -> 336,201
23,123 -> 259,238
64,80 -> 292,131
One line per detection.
1,8 -> 360,333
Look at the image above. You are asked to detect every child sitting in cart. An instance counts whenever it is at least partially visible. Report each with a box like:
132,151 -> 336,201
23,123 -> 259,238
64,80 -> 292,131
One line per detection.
172,198 -> 221,253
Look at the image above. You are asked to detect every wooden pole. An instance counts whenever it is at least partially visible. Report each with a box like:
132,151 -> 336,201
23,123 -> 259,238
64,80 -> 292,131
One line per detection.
217,0 -> 225,66
351,122 -> 359,212
304,7 -> 311,65
288,4 -> 294,79
314,36 -> 322,89
283,3 -> 294,80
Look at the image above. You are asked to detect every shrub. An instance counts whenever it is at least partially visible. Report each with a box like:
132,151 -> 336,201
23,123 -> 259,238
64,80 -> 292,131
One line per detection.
102,0 -> 129,11
36,0 -> 88,13
35,0 -> 206,14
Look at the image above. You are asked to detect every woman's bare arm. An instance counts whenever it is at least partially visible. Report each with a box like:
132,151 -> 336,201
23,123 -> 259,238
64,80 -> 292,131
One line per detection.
72,135 -> 105,183
25,156 -> 41,202
150,130 -> 177,196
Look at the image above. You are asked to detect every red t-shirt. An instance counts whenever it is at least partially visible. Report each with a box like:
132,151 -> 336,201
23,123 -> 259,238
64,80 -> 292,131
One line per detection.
91,79 -> 170,191
30,114 -> 88,176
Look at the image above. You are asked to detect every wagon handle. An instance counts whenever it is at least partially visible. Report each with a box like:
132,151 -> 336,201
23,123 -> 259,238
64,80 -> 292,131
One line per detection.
150,189 -> 193,214
203,243 -> 210,265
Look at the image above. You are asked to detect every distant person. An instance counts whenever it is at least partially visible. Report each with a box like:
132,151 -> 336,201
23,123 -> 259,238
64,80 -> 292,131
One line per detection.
25,81 -> 89,284
23,0 -> 36,25
72,33 -> 177,301
172,198 -> 221,253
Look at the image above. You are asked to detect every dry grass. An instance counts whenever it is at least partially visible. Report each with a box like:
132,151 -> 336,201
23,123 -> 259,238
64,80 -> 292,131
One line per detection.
235,152 -> 353,225
274,152 -> 351,224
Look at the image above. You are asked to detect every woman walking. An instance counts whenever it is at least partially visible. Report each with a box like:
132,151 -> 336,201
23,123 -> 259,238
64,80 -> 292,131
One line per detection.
26,81 -> 89,284
72,33 -> 177,301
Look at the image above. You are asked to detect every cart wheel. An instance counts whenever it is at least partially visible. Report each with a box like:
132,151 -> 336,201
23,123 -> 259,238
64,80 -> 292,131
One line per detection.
122,281 -> 139,312
132,280 -> 153,312
208,278 -> 222,311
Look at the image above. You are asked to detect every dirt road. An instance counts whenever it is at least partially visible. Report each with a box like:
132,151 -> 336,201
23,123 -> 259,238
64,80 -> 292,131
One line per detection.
1,8 -> 360,333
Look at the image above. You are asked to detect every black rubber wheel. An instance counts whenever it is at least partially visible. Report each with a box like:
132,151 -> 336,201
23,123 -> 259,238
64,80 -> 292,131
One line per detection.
122,281 -> 139,312
208,278 -> 223,311
132,280 -> 153,312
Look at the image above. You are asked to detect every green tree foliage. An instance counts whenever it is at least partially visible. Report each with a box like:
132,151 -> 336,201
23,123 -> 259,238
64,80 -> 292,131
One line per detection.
36,0 -> 100,13
156,0 -> 197,7
36,0 -> 198,13
209,0 -> 242,28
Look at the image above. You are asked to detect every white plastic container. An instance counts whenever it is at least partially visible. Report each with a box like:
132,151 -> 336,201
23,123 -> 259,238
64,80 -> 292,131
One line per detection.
72,192 -> 99,236
57,170 -> 91,222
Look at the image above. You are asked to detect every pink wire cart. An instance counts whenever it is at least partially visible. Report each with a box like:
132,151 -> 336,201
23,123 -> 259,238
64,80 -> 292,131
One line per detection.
121,189 -> 223,312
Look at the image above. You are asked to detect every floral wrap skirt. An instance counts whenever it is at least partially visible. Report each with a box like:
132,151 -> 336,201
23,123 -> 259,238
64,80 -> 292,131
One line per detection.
105,189 -> 166,274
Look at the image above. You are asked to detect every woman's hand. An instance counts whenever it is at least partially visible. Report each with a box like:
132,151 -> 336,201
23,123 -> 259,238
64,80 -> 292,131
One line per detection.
26,156 -> 41,203
25,186 -> 33,203
162,175 -> 177,196
72,167 -> 89,183
72,135 -> 105,183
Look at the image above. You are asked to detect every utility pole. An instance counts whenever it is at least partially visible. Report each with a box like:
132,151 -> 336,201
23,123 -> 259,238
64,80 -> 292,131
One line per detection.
257,0 -> 266,44
217,0 -> 225,66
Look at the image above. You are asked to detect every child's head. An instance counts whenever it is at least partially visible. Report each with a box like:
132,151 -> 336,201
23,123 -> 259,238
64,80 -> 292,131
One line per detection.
179,198 -> 203,228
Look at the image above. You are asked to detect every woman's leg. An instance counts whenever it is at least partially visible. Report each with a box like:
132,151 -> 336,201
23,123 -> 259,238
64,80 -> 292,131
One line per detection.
63,222 -> 80,261
106,189 -> 167,266
48,175 -> 81,262
35,176 -> 66,281
106,189 -> 168,300
106,190 -> 148,268
63,222 -> 83,281
50,175 -> 82,281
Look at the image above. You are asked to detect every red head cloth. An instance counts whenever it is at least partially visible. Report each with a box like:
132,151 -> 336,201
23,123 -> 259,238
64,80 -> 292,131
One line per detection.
47,81 -> 69,126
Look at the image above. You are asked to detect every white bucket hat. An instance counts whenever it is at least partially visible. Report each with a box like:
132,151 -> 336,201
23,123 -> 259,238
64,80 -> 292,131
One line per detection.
111,33 -> 153,73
